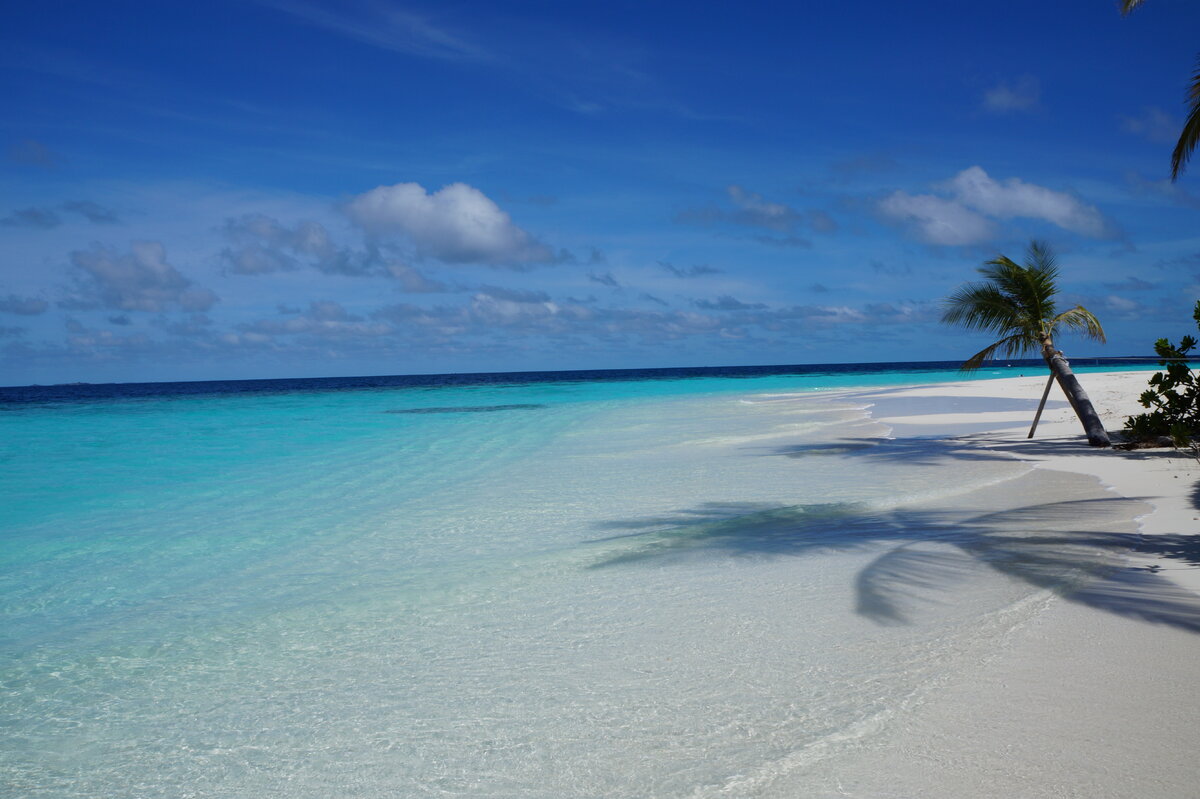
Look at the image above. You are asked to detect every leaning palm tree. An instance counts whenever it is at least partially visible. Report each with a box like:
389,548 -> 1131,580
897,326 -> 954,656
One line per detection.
942,241 -> 1111,447
1119,0 -> 1200,181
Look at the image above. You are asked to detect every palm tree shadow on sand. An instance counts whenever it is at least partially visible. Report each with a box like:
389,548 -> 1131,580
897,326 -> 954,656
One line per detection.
586,488 -> 1200,634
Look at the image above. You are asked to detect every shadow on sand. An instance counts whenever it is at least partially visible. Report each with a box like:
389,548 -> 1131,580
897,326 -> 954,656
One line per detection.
850,390 -> 1071,417
761,431 -> 1192,465
587,463 -> 1200,634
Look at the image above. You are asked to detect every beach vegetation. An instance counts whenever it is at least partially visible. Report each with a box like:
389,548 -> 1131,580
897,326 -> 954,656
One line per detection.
1123,300 -> 1200,446
1118,0 -> 1200,181
942,240 -> 1111,447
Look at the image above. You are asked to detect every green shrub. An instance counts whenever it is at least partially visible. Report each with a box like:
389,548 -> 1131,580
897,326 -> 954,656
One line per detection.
1123,300 -> 1200,446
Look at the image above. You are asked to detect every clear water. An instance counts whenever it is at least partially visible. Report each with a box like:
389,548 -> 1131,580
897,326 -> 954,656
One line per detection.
0,364 -> 1150,797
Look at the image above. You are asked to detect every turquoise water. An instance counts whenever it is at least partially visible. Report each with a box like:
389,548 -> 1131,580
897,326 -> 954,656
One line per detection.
0,366 -> 1151,797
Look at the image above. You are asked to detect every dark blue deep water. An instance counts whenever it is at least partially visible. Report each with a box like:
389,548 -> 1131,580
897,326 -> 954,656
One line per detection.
0,357 -> 1159,405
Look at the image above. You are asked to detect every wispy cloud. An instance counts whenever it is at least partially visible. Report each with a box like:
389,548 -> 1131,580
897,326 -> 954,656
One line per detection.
257,0 -> 487,61
235,300 -> 390,343
6,139 -> 57,168
587,272 -> 620,288
61,242 -> 218,313
1121,106 -> 1177,143
982,75 -> 1040,114
659,261 -> 722,278
1,201 -> 119,229
676,185 -> 835,246
1,207 -> 61,229
693,295 -> 767,311
221,212 -> 451,289
222,214 -> 342,274
257,0 -> 703,121
0,295 -> 49,316
1125,171 -> 1200,209
62,201 -> 120,224
1103,276 -> 1155,291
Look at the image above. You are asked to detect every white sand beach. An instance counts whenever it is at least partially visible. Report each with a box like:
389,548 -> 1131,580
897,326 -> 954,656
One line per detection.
5,368 -> 1199,798
789,370 -> 1200,798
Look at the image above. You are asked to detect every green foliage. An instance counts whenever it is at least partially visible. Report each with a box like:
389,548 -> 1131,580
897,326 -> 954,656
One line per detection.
1123,301 -> 1200,445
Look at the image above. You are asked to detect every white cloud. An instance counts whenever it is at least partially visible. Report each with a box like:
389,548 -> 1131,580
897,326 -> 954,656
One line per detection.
943,166 -> 1111,237
63,242 -> 218,312
878,191 -> 995,246
982,75 -> 1040,113
345,182 -> 554,266
880,166 -> 1113,245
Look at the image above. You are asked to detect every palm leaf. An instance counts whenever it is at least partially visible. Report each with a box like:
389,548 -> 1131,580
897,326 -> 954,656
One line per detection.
942,283 -> 1022,334
1119,0 -> 1146,15
1051,306 -> 1106,344
960,333 -> 1037,372
978,256 -> 1028,300
1171,56 -> 1200,181
980,244 -> 1059,326
1015,241 -> 1059,324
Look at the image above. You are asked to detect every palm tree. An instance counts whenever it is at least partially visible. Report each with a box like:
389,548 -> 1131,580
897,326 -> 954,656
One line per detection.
1119,0 -> 1200,181
942,241 -> 1111,447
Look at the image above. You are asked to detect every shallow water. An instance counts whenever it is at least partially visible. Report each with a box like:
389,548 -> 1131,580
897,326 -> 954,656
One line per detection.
0,366 -> 1149,796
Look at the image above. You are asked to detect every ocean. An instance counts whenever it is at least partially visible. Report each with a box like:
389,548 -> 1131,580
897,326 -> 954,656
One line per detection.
0,360 -> 1154,797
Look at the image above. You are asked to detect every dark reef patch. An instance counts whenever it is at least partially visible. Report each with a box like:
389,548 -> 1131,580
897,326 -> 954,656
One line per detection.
385,403 -> 546,414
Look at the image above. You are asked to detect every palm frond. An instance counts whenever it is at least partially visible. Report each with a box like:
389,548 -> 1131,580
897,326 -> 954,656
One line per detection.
1018,240 -> 1059,324
943,241 -> 1103,370
977,256 -> 1026,298
942,283 -> 1024,335
960,333 -> 1038,372
979,244 -> 1059,325
1050,305 -> 1106,344
1025,239 -> 1058,274
1119,0 -> 1146,15
1170,55 -> 1200,181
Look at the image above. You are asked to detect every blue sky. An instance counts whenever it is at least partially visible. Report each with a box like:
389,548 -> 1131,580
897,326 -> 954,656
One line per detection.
3,0 -> 1200,384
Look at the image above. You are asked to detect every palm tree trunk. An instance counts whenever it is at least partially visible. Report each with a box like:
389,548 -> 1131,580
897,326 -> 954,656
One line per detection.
1041,339 -> 1110,447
